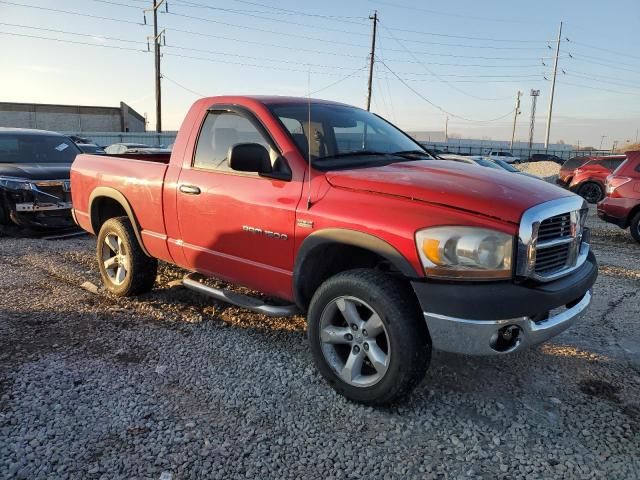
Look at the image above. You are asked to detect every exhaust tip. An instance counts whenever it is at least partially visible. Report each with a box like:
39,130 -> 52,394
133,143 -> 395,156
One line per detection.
490,325 -> 522,353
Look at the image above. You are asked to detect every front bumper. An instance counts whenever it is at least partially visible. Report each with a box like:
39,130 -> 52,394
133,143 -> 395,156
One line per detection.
411,252 -> 597,355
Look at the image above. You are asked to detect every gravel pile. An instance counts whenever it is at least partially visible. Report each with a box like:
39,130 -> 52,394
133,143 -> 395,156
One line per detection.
516,161 -> 561,182
1,212 -> 639,479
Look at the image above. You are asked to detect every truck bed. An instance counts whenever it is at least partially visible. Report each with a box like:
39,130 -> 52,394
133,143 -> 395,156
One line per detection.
71,153 -> 170,249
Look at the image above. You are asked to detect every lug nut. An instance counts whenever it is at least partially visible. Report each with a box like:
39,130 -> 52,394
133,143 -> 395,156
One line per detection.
363,343 -> 369,351
345,333 -> 353,341
351,324 -> 358,331
353,345 -> 360,353
362,329 -> 368,337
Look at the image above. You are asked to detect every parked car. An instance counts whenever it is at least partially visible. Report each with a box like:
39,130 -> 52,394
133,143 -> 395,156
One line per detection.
597,151 -> 640,243
71,96 -> 597,405
0,128 -> 80,231
487,151 -> 521,164
439,154 -> 503,170
77,143 -> 106,155
528,153 -> 564,164
566,155 -> 627,203
104,143 -> 152,155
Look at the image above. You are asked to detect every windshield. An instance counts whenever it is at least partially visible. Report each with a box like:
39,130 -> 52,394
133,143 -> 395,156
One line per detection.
493,159 -> 519,172
0,134 -> 80,164
270,103 -> 431,169
474,158 -> 504,169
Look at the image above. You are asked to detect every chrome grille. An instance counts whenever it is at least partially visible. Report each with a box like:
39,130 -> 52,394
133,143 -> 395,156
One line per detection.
535,242 -> 571,274
517,197 -> 590,282
537,213 -> 571,241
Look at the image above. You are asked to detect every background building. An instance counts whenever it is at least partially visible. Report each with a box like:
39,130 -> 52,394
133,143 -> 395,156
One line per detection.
0,101 -> 145,132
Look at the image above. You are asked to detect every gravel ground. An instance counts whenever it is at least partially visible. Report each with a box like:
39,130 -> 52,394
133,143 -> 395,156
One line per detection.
1,197 -> 639,479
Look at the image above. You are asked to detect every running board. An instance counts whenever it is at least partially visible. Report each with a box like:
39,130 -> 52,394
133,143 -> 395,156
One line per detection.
182,273 -> 300,317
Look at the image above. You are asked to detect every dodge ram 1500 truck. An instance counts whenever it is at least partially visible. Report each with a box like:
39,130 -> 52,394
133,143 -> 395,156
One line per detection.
71,96 -> 597,404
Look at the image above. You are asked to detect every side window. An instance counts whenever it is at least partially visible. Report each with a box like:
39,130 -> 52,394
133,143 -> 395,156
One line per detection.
605,159 -> 624,171
193,111 -> 277,173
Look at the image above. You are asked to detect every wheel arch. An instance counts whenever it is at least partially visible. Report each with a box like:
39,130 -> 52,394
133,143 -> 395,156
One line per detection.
88,187 -> 150,256
293,229 -> 419,310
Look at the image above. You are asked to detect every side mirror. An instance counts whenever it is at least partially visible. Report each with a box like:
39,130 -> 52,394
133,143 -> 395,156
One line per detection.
229,143 -> 272,174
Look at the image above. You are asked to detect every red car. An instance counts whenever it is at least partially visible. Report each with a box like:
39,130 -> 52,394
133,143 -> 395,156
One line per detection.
70,96 -> 597,404
560,155 -> 627,203
597,151 -> 640,243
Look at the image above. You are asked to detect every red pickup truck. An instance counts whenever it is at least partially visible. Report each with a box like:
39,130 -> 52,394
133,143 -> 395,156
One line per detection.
71,96 -> 597,404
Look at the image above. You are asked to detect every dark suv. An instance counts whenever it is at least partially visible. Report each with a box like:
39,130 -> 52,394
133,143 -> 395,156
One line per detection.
529,153 -> 564,164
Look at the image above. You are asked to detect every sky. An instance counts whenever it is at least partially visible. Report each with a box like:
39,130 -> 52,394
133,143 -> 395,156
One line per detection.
0,0 -> 638,148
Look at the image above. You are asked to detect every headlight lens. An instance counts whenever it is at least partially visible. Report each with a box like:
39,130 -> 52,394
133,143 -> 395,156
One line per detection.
0,176 -> 32,191
416,226 -> 513,280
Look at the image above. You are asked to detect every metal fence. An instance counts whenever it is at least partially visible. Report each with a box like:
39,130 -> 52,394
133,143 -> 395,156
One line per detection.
65,131 -> 618,161
418,143 -> 616,161
64,131 -> 178,148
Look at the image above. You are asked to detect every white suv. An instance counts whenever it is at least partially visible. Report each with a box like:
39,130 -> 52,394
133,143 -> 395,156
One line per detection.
487,151 -> 521,164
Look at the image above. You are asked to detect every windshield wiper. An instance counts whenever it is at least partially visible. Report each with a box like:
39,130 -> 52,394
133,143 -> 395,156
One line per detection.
391,150 -> 434,158
317,150 -> 390,160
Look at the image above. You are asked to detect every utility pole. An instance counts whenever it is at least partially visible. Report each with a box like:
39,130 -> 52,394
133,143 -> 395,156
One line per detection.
600,135 -> 607,150
144,0 -> 166,133
528,89 -> 540,149
444,115 -> 449,143
544,21 -> 562,149
366,11 -> 378,112
510,90 -> 522,150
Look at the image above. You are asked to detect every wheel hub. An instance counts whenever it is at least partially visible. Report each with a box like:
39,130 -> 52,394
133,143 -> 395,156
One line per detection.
319,296 -> 390,388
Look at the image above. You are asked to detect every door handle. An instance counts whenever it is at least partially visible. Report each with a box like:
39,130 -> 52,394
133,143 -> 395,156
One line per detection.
179,184 -> 201,195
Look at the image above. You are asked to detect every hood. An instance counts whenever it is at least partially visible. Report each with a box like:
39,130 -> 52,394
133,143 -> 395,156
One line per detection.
325,160 -> 572,224
0,163 -> 72,181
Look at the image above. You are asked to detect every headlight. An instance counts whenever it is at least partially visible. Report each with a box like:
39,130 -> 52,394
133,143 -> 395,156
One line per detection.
0,176 -> 32,191
415,226 -> 513,280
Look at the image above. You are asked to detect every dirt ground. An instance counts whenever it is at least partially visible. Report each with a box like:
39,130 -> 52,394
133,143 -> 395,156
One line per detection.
1,206 -> 639,479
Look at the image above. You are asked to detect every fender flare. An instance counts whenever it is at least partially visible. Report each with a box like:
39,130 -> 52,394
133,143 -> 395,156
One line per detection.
88,186 -> 150,257
293,228 -> 419,307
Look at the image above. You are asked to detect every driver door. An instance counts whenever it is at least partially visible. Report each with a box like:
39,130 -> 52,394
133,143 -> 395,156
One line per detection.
175,108 -> 300,299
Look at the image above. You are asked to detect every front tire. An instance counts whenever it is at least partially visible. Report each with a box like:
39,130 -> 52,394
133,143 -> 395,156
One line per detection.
96,216 -> 157,296
307,269 -> 431,405
630,211 -> 640,244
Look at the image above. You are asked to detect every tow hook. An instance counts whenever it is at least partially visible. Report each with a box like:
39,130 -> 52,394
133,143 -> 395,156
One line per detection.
491,325 -> 522,352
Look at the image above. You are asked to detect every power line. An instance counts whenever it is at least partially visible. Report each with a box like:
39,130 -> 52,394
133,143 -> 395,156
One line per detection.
0,22 -> 146,45
162,74 -> 205,96
566,39 -> 640,61
171,0 -> 368,24
377,34 -> 547,51
379,61 -> 515,123
309,66 -> 368,95
163,52 -> 360,76
363,0 -> 548,25
0,1 -> 145,26
379,25 -> 549,43
164,9 -> 370,39
0,30 -> 148,52
164,44 -> 357,71
380,25 -> 514,101
568,55 -> 640,74
551,80 -> 640,96
164,27 -> 366,59
164,11 -> 370,49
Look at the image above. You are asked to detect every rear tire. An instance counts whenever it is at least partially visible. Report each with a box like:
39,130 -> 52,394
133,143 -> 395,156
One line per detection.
96,216 -> 157,296
577,182 -> 604,204
307,269 -> 431,405
630,212 -> 640,244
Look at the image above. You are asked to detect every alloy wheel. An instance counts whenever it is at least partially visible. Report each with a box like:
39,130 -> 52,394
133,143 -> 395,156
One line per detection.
101,233 -> 129,285
319,296 -> 390,387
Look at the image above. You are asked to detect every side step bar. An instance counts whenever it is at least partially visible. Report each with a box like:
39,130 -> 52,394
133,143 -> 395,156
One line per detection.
182,273 -> 300,317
